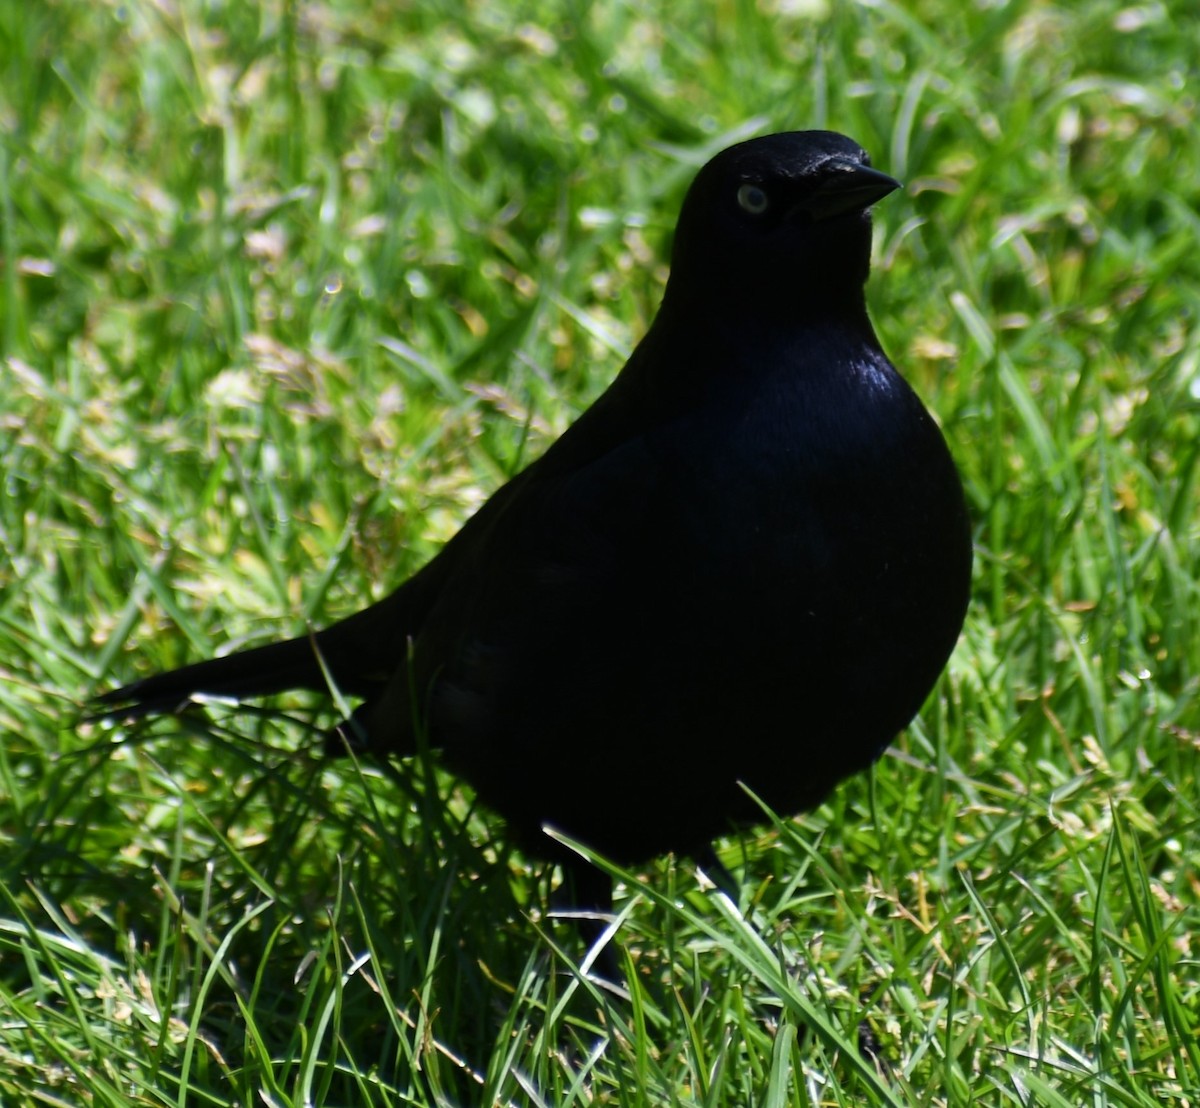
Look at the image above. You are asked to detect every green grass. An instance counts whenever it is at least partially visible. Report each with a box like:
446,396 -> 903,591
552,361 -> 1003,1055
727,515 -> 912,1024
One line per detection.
3,0 -> 1199,1103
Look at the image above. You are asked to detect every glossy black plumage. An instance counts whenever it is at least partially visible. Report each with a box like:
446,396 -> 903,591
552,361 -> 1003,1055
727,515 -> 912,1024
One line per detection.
93,131 -> 972,868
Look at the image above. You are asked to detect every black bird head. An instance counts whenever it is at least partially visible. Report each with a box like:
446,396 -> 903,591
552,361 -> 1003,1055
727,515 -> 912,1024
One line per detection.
664,130 -> 900,322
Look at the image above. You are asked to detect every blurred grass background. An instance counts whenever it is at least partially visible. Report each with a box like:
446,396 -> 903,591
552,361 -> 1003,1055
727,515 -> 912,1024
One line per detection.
2,0 -> 1198,1104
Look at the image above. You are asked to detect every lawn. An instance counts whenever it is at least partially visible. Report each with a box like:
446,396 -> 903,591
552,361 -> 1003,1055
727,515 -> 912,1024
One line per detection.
2,0 -> 1198,1104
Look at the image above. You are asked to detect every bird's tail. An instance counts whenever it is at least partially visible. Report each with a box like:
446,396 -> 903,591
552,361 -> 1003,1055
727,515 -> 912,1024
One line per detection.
87,595 -> 409,723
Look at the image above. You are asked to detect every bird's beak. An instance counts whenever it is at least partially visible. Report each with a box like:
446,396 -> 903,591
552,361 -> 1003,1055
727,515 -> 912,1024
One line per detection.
790,160 -> 903,223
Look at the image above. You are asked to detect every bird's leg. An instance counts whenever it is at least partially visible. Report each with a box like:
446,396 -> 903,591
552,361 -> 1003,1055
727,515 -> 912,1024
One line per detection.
694,842 -> 740,899
552,857 -> 620,983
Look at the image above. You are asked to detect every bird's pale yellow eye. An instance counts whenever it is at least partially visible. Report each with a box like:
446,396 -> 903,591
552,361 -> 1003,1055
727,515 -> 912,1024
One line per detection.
737,183 -> 770,214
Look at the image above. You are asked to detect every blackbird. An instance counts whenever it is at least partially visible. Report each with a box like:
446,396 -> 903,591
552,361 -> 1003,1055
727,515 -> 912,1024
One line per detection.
93,130 -> 972,875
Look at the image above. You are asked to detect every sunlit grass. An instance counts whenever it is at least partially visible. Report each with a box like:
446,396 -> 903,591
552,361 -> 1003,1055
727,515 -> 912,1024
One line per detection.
2,0 -> 1198,1103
